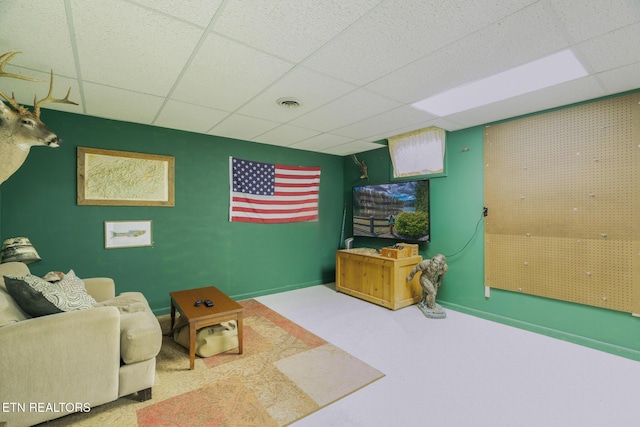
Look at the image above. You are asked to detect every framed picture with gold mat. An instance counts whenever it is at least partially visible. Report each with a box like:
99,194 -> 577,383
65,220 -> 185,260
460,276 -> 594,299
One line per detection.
77,147 -> 175,207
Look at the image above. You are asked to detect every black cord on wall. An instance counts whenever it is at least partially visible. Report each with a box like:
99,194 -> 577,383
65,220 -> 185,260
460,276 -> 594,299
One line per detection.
443,209 -> 485,258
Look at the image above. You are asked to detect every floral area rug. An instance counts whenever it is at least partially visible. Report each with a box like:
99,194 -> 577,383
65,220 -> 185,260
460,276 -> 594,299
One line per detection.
41,299 -> 384,426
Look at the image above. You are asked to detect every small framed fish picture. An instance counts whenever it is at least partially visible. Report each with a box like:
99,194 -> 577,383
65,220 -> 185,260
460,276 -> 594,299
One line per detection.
104,220 -> 153,249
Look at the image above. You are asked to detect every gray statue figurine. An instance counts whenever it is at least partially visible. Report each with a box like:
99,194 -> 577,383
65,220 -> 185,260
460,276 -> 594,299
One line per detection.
407,254 -> 448,319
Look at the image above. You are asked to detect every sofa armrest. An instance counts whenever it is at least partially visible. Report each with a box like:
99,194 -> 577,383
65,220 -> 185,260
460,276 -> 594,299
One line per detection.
83,277 -> 116,302
0,307 -> 121,427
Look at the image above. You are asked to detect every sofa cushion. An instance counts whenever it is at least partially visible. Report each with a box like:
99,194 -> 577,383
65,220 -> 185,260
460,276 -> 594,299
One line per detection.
94,292 -> 149,314
0,286 -> 30,327
0,262 -> 30,283
4,270 -> 97,317
96,292 -> 162,364
0,262 -> 32,326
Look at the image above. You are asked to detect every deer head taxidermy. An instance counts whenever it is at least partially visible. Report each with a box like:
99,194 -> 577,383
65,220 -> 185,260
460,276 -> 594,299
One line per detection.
0,51 -> 78,185
351,154 -> 369,180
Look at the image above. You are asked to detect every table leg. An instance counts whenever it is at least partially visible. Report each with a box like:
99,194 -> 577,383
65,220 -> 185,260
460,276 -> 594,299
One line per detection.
189,321 -> 196,370
170,300 -> 176,331
237,314 -> 243,354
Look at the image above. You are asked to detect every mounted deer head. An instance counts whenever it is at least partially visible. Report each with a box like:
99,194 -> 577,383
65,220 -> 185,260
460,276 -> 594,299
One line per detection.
0,51 -> 78,185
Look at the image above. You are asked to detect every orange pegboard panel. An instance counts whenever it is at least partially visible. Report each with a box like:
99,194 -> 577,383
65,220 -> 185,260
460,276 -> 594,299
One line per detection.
484,92 -> 640,313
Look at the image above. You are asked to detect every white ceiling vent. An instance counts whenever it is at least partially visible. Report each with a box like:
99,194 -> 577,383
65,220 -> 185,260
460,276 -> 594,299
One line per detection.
276,97 -> 302,109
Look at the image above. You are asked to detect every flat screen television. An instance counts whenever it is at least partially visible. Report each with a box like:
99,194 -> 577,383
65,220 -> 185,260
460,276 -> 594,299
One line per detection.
352,180 -> 430,242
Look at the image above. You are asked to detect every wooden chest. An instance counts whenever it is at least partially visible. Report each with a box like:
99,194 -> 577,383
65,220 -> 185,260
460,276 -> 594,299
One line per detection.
335,249 -> 423,310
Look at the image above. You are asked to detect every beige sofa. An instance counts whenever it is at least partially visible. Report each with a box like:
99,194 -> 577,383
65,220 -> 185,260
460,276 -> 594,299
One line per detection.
0,262 -> 162,427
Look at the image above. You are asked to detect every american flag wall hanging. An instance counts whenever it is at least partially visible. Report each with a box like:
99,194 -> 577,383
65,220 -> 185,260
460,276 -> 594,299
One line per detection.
229,157 -> 321,223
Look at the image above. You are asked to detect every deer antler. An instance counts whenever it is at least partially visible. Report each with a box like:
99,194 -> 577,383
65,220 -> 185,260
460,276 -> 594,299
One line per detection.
0,51 -> 44,113
33,70 -> 78,118
0,51 -> 77,117
352,154 -> 369,180
0,52 -> 44,82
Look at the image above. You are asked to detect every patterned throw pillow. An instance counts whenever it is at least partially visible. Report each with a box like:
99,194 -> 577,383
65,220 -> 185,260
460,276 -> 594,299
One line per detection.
4,270 -> 97,317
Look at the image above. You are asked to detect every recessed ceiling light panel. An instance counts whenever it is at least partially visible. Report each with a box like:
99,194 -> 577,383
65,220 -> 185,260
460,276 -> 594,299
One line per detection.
411,49 -> 588,116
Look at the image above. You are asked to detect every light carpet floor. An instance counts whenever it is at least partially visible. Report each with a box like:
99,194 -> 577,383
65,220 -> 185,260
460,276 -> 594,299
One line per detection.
256,284 -> 640,427
37,298 -> 383,426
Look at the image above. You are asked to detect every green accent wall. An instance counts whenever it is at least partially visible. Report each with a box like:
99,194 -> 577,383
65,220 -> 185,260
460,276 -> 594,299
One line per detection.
3,91 -> 639,361
344,99 -> 640,361
0,111 -> 344,313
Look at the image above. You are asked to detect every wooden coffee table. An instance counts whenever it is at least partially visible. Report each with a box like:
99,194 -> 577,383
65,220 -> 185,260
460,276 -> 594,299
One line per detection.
170,286 -> 244,370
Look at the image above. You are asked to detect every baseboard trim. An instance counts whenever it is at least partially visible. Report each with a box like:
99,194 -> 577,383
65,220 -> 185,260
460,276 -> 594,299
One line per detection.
439,301 -> 640,362
152,280 -> 323,316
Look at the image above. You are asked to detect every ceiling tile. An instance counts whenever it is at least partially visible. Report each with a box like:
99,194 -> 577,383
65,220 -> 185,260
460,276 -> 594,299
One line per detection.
303,0 -> 538,86
71,0 -> 203,96
577,23 -> 640,73
131,0 -> 223,27
366,1 -> 569,104
547,0 -> 640,43
367,117 -> 467,139
154,99 -> 229,133
597,62 -> 640,94
236,66 -> 357,122
83,82 -> 165,124
172,33 -> 294,111
288,133 -> 354,152
0,2 -> 77,77
253,124 -> 321,147
332,106 -> 434,140
208,114 -> 280,141
290,89 -> 401,132
321,140 -> 386,156
211,0 -> 383,62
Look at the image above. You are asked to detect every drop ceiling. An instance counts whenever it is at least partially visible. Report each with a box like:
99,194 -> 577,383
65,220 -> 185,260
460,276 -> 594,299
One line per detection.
1,0 -> 639,156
